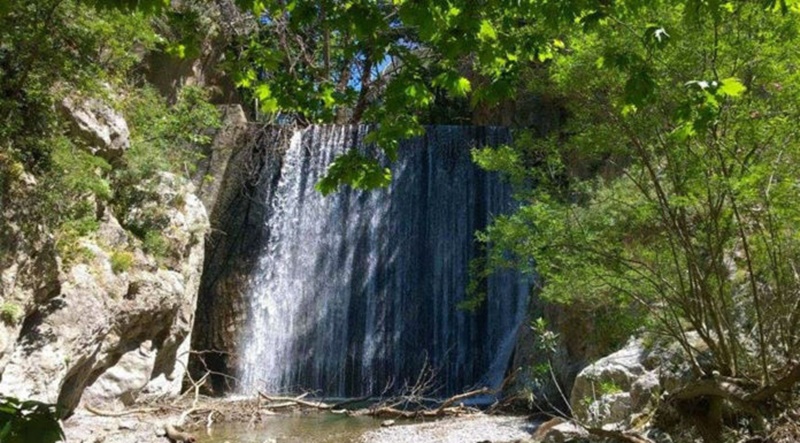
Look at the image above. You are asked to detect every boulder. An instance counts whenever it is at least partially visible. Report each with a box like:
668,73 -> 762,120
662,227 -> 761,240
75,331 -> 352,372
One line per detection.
568,334 -> 712,431
539,421 -> 591,443
570,338 -> 647,425
60,96 -> 130,162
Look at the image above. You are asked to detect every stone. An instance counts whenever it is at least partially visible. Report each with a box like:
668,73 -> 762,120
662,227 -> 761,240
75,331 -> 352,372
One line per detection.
83,341 -> 156,405
60,96 -> 130,162
541,422 -> 590,443
569,338 -> 646,424
585,392 -> 632,426
192,105 -> 249,211
630,370 -> 660,411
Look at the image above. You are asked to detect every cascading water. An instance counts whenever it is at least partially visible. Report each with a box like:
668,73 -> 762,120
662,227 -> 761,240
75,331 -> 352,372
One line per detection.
238,125 -> 529,397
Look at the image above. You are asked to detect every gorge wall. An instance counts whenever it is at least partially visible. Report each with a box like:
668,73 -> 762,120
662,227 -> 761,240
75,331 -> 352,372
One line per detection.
192,125 -> 531,397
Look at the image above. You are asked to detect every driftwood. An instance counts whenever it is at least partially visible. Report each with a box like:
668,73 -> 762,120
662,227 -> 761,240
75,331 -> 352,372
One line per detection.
259,391 -> 334,410
84,403 -> 159,417
343,387 -> 490,418
256,386 -> 491,419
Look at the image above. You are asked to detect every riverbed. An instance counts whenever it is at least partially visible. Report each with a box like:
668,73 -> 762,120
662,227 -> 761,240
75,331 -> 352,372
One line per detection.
200,414 -> 534,443
66,410 -> 536,443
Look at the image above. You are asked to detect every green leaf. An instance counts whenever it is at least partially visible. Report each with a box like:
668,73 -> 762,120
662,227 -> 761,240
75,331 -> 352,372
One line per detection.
320,85 -> 336,108
432,72 -> 472,97
718,77 -> 747,97
477,20 -> 497,41
670,123 -> 696,142
254,84 -> 273,102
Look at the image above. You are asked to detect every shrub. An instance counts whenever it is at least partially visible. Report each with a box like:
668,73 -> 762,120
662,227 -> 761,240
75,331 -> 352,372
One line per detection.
0,302 -> 23,325
142,231 -> 168,258
110,250 -> 134,274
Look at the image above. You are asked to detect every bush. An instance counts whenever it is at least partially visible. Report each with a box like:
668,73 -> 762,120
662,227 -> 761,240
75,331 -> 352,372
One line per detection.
142,231 -> 168,258
110,250 -> 134,274
55,216 -> 99,265
0,303 -> 23,325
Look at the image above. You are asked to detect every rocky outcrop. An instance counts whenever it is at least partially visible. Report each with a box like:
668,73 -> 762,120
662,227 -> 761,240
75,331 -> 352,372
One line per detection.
568,335 -> 710,433
0,95 -> 209,415
0,174 -> 207,414
143,0 -> 253,105
60,96 -> 130,163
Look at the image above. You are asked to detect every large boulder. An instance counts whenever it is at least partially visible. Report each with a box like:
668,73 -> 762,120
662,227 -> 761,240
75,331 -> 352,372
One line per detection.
0,173 -> 208,415
569,338 -> 647,426
568,334 -> 709,431
60,96 -> 130,162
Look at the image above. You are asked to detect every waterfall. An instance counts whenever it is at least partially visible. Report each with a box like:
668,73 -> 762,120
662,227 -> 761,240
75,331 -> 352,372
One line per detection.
237,125 -> 529,397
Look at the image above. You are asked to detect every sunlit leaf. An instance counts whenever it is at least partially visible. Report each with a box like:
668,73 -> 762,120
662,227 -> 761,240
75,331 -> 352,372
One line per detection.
478,20 -> 497,41
718,77 -> 747,97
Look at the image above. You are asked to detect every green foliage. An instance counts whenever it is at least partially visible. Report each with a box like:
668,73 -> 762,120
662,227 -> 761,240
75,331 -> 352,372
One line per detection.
110,250 -> 134,274
531,317 -> 559,355
474,0 -> 800,389
316,150 -> 391,196
0,397 -> 64,443
120,85 -> 220,179
598,380 -> 622,395
142,231 -> 168,258
55,216 -> 100,265
113,85 -> 220,229
0,0 -> 159,249
0,303 -> 23,325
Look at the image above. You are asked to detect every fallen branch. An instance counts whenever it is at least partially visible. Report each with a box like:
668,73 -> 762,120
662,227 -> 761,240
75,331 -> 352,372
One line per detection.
434,387 -> 490,414
84,403 -> 159,417
258,391 -> 333,410
330,395 -> 372,410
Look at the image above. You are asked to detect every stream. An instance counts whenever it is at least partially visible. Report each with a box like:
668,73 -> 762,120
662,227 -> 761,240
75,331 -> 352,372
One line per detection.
197,414 -> 383,443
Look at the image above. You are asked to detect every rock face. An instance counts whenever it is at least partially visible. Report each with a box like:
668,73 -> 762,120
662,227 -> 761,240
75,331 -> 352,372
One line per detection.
0,98 -> 209,415
0,175 -> 207,413
190,125 -> 290,393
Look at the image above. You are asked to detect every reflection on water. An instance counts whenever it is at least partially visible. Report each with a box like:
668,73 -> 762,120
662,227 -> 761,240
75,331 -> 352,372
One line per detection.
198,414 -> 383,443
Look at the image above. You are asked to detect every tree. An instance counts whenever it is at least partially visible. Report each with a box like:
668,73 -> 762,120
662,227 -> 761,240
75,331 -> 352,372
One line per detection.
474,1 -> 800,441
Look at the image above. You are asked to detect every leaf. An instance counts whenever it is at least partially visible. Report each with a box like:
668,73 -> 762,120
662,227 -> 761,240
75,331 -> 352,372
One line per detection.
477,20 -> 497,41
670,123 -> 696,142
165,43 -> 186,59
718,77 -> 747,97
320,85 -> 336,108
254,84 -> 272,101
432,72 -> 472,97
624,67 -> 656,106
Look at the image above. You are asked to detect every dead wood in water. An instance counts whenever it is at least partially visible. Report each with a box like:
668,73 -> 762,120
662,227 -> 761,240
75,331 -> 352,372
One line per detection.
255,387 -> 492,419
258,391 -> 334,410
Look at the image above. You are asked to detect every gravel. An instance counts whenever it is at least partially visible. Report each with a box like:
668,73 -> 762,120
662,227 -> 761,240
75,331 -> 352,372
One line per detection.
360,414 -> 537,443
